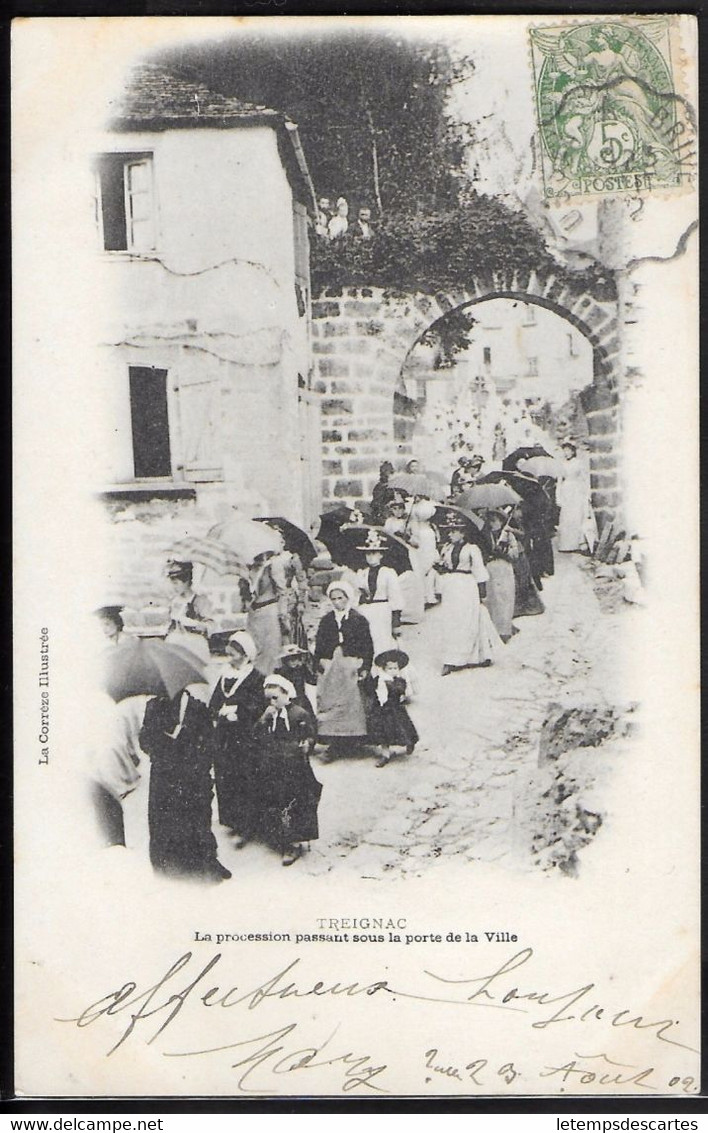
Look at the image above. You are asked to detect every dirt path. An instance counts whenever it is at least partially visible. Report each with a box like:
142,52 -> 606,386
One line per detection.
216,551 -> 626,881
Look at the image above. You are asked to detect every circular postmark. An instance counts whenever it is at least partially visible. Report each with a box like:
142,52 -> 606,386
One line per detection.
530,19 -> 696,199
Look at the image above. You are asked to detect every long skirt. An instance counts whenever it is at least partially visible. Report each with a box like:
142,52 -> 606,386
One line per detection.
252,744 -> 322,849
148,758 -> 220,877
213,738 -> 257,836
248,604 -> 282,676
512,552 -> 545,617
399,568 -> 425,625
486,559 -> 516,640
369,702 -> 419,750
359,602 -> 395,658
438,573 -> 482,667
317,648 -> 368,738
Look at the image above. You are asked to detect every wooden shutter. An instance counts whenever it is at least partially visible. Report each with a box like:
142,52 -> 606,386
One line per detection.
175,374 -> 223,482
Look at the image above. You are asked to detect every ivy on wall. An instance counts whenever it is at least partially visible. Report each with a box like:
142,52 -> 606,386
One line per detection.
312,193 -> 617,305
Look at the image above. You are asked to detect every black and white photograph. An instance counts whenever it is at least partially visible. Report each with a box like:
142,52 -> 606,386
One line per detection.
12,14 -> 700,1099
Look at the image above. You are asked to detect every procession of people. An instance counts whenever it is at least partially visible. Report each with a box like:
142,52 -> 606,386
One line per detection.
90,438 -> 596,883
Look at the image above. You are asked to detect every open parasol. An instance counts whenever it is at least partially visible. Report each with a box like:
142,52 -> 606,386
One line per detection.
170,535 -> 249,577
328,525 -> 412,575
432,503 -> 484,532
516,455 -> 562,478
317,504 -> 371,551
480,470 -> 548,503
208,515 -> 283,562
502,445 -> 552,472
456,482 -> 522,510
388,471 -> 444,499
255,517 -> 318,567
103,638 -> 207,702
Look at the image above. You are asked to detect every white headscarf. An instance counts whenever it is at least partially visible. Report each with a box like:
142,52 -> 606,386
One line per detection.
264,674 -> 297,702
227,630 -> 257,663
326,579 -> 355,607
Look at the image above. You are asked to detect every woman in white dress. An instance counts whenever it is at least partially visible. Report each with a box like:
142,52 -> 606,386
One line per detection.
354,529 -> 403,656
165,560 -> 213,663
437,523 -> 500,674
409,498 -> 440,608
556,442 -> 597,553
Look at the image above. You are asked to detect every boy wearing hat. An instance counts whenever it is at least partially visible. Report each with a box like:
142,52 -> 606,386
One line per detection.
354,530 -> 403,656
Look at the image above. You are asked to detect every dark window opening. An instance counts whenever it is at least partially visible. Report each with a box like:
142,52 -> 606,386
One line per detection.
95,153 -> 154,252
129,367 -> 171,479
483,346 -> 492,365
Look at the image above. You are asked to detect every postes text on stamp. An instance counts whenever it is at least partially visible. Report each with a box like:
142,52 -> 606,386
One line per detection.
530,18 -> 696,200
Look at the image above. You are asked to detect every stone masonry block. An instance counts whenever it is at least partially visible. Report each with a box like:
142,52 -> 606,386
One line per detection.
313,342 -> 337,355
590,472 -> 618,490
322,398 -> 354,415
589,453 -> 618,471
347,457 -> 383,474
331,380 -> 364,394
313,301 -> 341,319
348,428 -> 389,442
341,339 -> 374,355
322,429 -> 342,443
318,361 -> 351,379
344,301 -> 381,317
323,460 -> 343,475
334,479 -> 364,497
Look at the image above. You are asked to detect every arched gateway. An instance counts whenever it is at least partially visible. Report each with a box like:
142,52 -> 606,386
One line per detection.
313,266 -> 622,530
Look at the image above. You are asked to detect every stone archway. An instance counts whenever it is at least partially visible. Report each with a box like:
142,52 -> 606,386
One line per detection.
312,267 -> 622,529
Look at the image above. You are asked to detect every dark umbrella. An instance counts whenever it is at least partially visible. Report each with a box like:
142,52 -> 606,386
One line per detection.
329,525 -> 412,575
432,503 -> 484,532
317,504 -> 371,551
433,505 -> 491,556
255,517 -> 318,567
502,445 -> 552,472
103,638 -> 207,702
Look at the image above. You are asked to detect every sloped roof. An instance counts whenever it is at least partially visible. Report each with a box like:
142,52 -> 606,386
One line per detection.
108,63 -> 282,131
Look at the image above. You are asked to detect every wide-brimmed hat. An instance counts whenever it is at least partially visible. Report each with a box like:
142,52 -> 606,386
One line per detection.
279,643 -> 310,661
375,649 -> 410,669
357,530 -> 388,553
166,559 -> 193,579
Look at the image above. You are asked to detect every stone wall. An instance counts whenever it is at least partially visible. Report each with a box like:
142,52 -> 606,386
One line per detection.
312,271 -> 625,528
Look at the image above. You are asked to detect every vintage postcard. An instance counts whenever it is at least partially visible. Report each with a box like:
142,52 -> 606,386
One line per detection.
12,15 -> 699,1099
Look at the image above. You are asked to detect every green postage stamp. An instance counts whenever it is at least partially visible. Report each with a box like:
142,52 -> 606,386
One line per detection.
530,17 -> 696,199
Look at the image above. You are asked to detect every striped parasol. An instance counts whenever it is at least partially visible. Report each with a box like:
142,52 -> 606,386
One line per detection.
170,535 -> 249,576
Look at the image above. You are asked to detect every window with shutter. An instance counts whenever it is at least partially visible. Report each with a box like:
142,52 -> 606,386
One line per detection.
95,153 -> 156,253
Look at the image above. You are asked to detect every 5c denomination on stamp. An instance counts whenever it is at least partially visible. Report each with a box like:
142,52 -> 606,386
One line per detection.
530,17 -> 696,200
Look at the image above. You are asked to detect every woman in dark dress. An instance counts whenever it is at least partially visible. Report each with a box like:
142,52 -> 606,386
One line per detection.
140,689 -> 230,883
209,630 -> 266,846
252,675 -> 321,866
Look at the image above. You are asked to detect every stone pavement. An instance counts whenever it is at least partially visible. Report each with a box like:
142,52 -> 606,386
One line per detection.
212,550 -> 629,881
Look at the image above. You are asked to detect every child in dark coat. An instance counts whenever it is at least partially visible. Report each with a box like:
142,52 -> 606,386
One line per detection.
369,649 -> 419,767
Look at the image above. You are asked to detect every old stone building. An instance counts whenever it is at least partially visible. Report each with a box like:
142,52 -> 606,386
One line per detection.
93,64 -> 320,615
